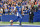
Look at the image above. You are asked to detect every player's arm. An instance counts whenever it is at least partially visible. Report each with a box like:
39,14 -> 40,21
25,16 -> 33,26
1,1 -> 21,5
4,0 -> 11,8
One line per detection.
21,8 -> 24,16
21,7 -> 24,14
16,8 -> 18,12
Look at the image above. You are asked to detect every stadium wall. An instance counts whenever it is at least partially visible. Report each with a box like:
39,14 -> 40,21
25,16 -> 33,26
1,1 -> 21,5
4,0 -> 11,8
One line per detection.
0,10 -> 40,22
0,14 -> 40,22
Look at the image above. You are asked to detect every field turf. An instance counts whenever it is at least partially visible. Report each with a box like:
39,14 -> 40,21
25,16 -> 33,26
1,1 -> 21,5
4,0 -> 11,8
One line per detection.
0,22 -> 40,25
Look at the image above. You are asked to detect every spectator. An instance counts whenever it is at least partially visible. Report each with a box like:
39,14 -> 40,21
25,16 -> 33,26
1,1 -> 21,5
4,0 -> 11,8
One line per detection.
4,7 -> 8,15
4,3 -> 7,8
29,9 -> 34,23
0,7 -> 3,16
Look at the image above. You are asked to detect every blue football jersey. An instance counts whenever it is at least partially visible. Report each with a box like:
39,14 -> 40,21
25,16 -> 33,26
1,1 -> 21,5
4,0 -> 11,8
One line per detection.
16,6 -> 22,12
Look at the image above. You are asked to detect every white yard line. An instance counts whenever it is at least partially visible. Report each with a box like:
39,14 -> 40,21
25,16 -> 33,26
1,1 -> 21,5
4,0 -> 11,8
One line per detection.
0,24 -> 40,26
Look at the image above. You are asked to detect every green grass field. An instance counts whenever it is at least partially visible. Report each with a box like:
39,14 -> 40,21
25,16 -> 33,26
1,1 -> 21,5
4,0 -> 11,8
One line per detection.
0,22 -> 40,25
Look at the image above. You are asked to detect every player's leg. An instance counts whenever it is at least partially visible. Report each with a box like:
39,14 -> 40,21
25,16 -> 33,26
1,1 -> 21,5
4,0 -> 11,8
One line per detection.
13,16 -> 19,22
29,16 -> 31,23
10,20 -> 13,25
18,12 -> 23,25
10,17 -> 19,26
10,17 -> 18,26
19,18 -> 22,25
31,17 -> 33,23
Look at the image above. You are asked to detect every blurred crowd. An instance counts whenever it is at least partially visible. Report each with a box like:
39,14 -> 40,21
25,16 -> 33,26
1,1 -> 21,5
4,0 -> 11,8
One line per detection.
0,0 -> 40,15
